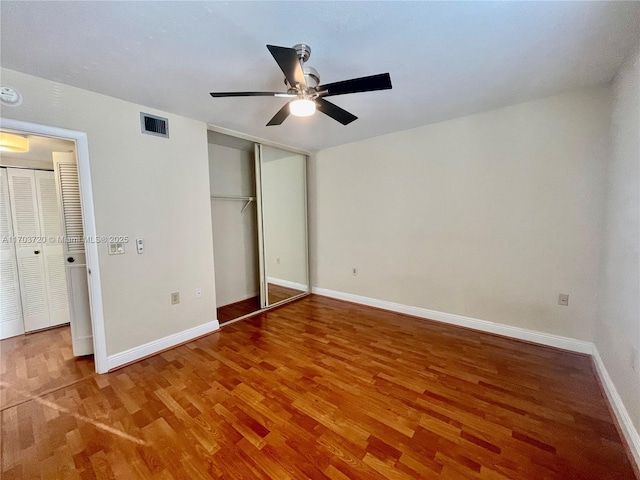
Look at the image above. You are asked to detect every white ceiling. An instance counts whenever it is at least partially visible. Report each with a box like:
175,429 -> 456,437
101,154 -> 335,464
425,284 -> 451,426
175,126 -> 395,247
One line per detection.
1,1 -> 639,152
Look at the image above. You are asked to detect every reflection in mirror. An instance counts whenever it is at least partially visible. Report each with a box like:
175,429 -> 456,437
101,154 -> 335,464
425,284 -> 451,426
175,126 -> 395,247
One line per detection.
260,145 -> 309,306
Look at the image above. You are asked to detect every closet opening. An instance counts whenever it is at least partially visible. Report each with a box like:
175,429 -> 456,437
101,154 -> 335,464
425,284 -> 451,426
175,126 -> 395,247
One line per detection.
207,129 -> 310,326
1,128 -> 98,378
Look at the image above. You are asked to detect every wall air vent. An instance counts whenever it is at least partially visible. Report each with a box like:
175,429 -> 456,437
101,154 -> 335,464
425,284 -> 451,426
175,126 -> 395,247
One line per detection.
140,113 -> 169,138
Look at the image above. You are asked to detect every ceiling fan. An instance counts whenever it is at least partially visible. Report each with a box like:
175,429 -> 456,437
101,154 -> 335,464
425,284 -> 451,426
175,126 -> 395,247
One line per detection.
210,44 -> 392,126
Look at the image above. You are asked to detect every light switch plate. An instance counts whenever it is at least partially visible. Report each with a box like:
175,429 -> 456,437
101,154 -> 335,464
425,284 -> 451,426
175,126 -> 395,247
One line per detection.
108,242 -> 125,255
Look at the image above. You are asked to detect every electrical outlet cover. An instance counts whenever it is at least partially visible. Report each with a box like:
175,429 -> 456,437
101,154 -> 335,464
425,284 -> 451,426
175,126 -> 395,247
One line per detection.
171,292 -> 180,305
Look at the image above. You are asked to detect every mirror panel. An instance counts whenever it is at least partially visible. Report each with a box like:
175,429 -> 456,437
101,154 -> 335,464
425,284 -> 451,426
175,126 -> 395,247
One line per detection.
259,145 -> 309,306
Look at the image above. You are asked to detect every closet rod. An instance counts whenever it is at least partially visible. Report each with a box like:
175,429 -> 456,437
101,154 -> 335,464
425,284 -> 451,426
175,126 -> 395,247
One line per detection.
210,194 -> 256,200
210,194 -> 256,213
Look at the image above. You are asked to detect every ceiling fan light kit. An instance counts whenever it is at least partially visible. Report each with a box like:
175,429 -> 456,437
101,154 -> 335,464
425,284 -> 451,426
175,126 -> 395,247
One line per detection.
289,98 -> 316,117
210,43 -> 392,126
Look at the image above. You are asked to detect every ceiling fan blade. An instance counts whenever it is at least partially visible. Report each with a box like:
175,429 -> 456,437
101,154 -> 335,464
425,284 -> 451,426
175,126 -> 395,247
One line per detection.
266,103 -> 291,126
266,45 -> 307,89
210,91 -> 295,98
316,98 -> 357,125
318,73 -> 392,97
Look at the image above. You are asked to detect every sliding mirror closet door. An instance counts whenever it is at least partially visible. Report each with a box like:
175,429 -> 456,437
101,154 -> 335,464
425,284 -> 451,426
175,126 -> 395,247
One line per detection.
209,132 -> 261,323
257,145 -> 309,307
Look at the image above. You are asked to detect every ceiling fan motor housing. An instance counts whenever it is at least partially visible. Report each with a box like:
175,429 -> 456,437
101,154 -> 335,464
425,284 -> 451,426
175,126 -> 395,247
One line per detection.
285,44 -> 319,89
285,65 -> 320,89
303,66 -> 320,87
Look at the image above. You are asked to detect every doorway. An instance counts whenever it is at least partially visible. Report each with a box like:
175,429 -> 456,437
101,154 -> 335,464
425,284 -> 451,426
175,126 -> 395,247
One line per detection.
1,137 -> 93,349
0,118 -> 107,373
1,136 -> 76,337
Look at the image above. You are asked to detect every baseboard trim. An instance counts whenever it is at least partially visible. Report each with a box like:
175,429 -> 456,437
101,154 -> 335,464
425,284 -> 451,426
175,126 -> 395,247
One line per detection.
268,277 -> 308,292
312,287 -> 592,353
107,320 -> 220,371
591,347 -> 640,470
312,286 -> 639,470
0,320 -> 25,340
219,291 -> 259,307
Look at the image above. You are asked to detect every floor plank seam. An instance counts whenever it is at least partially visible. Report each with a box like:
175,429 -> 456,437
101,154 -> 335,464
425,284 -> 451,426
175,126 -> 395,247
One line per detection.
0,373 -> 94,412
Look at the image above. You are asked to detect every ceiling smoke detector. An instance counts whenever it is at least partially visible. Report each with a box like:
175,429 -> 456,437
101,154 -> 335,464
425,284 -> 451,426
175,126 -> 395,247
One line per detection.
0,87 -> 23,107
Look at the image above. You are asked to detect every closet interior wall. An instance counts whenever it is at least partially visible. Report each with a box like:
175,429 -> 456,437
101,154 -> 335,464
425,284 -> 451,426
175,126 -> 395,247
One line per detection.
207,131 -> 259,311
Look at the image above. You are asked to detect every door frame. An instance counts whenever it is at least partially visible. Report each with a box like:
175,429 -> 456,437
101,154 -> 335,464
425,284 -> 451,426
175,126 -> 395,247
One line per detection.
0,117 -> 108,374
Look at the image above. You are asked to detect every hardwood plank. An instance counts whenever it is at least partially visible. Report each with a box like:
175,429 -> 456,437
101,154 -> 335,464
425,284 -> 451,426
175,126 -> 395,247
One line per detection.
267,284 -> 304,305
217,296 -> 261,324
217,284 -> 304,323
1,295 -> 636,479
0,325 -> 94,410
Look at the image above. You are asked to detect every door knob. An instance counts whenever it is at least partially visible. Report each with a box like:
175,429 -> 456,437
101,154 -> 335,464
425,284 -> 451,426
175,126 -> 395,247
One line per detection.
34,250 -> 40,255
67,257 -> 75,263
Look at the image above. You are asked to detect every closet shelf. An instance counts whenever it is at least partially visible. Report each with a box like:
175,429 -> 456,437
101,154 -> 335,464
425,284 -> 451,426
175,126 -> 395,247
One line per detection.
211,194 -> 256,213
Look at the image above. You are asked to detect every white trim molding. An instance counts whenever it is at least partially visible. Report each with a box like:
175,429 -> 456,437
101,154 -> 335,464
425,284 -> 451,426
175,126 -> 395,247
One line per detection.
207,124 -> 311,156
219,291 -> 260,307
0,117 -> 108,374
267,277 -> 309,293
107,320 -> 220,371
311,286 -> 640,469
591,348 -> 640,469
312,287 -> 592,353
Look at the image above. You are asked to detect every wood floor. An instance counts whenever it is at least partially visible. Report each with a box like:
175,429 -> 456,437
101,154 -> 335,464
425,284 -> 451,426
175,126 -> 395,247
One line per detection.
0,325 -> 94,411
1,295 -> 636,479
217,296 -> 261,323
266,284 -> 304,305
217,284 -> 305,323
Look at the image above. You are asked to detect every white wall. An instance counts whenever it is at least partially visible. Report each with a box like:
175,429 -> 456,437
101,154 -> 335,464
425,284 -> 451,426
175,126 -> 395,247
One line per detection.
310,87 -> 611,341
0,157 -> 52,170
208,142 -> 259,306
1,68 -> 216,356
596,45 -> 640,431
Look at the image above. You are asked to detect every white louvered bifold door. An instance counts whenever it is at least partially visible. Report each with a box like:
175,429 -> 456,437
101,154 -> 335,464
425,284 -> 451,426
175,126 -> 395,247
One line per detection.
0,168 -> 25,339
56,157 -> 84,255
53,152 -> 93,356
35,170 -> 70,327
7,168 -> 50,332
